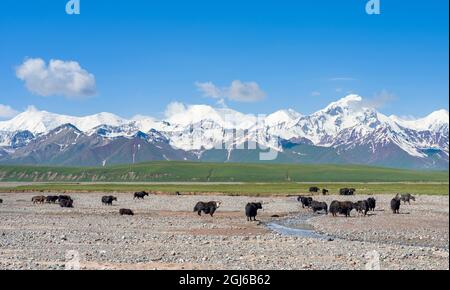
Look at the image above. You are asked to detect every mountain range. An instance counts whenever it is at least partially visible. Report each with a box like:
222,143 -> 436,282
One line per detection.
0,95 -> 448,169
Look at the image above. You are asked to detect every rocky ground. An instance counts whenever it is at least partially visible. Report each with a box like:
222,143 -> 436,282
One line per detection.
0,192 -> 448,270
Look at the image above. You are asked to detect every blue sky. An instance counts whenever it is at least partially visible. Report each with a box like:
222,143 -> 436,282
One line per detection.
0,0 -> 448,119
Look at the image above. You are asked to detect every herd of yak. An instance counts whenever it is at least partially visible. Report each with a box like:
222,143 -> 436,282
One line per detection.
1,186 -> 417,221
24,192 -> 262,221
299,187 -> 416,217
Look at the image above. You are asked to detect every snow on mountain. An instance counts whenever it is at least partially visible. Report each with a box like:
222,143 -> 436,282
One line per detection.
88,124 -> 140,139
166,104 -> 257,130
264,109 -> 302,127
164,105 -> 303,151
0,95 -> 448,166
307,94 -> 385,142
390,109 -> 449,132
0,130 -> 34,148
160,105 -> 260,150
130,115 -> 168,132
0,106 -> 128,134
260,95 -> 448,160
264,94 -> 387,145
0,131 -> 14,147
88,123 -> 170,144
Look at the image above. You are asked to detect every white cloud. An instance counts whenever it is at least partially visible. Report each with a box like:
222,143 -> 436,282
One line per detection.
363,90 -> 396,109
0,104 -> 19,119
164,101 -> 187,118
25,105 -> 39,112
311,91 -> 321,97
348,90 -> 396,111
195,80 -> 266,103
15,58 -> 96,99
195,81 -> 222,99
216,98 -> 228,108
228,80 -> 266,102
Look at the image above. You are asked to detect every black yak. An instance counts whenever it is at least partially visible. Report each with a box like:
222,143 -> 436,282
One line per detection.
354,200 -> 369,216
339,188 -> 356,196
119,208 -> 134,216
58,195 -> 72,202
245,202 -> 263,221
134,191 -> 149,199
32,196 -> 46,204
391,195 -> 401,214
310,200 -> 328,214
400,193 -> 416,205
367,197 -> 376,211
46,195 -> 59,204
194,201 -> 222,217
297,196 -> 313,208
102,196 -> 117,206
309,186 -> 320,193
59,198 -> 73,208
329,201 -> 354,217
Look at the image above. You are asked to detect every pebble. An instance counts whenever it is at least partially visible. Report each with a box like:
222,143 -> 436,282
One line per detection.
0,193 -> 447,270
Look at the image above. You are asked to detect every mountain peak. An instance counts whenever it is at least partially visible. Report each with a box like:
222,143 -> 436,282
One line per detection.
49,123 -> 82,134
341,94 -> 363,102
0,108 -> 127,134
390,109 -> 449,132
265,109 -> 302,126
426,109 -> 449,122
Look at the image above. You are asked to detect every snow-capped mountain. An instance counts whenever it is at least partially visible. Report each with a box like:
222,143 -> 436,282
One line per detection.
0,106 -> 128,134
391,109 -> 449,133
0,130 -> 35,148
0,95 -> 448,169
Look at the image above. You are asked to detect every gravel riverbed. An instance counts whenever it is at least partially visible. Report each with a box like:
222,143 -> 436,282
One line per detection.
0,192 -> 448,270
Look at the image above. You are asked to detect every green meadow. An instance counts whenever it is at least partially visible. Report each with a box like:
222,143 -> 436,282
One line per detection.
0,162 -> 447,195
1,182 -> 447,196
0,161 -> 448,182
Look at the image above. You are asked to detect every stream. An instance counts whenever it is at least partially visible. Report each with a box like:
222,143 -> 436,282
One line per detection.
266,213 -> 332,240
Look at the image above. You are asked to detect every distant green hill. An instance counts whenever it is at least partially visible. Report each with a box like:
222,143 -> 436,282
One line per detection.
0,161 -> 448,183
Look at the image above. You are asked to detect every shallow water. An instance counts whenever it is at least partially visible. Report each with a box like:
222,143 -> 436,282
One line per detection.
266,213 -> 331,240
267,213 -> 448,250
